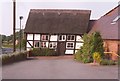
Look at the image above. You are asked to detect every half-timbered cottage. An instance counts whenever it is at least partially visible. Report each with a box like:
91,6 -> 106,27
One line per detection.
89,5 -> 120,60
24,9 -> 91,55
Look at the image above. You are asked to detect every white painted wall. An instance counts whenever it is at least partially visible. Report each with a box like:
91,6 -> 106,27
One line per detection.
65,50 -> 74,54
76,35 -> 83,41
50,35 -> 57,41
27,41 -> 33,47
27,34 -> 33,40
75,43 -> 83,49
34,34 -> 40,40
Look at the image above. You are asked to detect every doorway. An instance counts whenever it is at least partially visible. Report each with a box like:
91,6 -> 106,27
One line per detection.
57,42 -> 66,55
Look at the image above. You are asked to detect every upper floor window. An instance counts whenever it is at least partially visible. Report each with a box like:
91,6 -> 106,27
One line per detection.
67,35 -> 75,41
41,35 -> 49,41
59,35 -> 66,41
111,15 -> 120,24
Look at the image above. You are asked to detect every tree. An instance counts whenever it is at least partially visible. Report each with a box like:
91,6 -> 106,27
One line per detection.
75,32 -> 104,63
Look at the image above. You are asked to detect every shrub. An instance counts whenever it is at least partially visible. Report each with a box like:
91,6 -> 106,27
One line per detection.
93,52 -> 101,63
75,50 -> 83,61
30,48 -> 58,56
2,51 -> 27,65
100,59 -> 116,65
75,32 -> 104,64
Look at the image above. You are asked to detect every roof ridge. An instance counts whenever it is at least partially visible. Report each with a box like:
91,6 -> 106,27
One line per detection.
30,9 -> 91,13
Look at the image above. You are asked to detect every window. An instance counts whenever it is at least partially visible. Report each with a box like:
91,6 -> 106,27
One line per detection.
66,42 -> 74,49
111,15 -> 120,24
49,42 -> 57,49
41,35 -> 49,41
34,41 -> 40,48
59,35 -> 66,41
41,42 -> 47,48
67,35 -> 75,41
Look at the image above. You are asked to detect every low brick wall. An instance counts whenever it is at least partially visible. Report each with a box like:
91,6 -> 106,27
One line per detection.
104,40 -> 119,60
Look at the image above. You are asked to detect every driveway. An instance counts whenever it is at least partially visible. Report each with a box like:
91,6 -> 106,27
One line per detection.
2,56 -> 118,79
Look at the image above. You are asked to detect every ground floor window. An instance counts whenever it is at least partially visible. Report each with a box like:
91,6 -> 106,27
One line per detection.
66,42 -> 74,49
41,42 -> 47,48
34,41 -> 40,48
49,42 -> 57,49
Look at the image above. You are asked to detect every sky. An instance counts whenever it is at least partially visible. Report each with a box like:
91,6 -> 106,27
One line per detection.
0,0 -> 119,36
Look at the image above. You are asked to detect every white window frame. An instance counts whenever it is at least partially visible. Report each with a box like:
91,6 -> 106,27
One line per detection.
41,42 -> 47,48
34,41 -> 40,48
41,35 -> 49,41
66,42 -> 74,49
67,35 -> 75,41
59,35 -> 66,41
49,42 -> 57,49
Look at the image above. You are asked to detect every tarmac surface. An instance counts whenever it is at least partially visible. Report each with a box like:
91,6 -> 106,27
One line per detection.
2,56 -> 118,79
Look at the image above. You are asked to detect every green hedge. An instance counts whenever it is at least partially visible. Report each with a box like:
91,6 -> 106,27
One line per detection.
1,51 -> 27,65
29,48 -> 58,56
100,59 -> 116,65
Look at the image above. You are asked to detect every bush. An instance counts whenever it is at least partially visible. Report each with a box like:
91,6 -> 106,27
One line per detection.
2,51 -> 27,65
75,32 -> 104,64
100,59 -> 116,65
30,48 -> 58,56
75,49 -> 82,61
75,49 -> 92,63
93,52 -> 101,63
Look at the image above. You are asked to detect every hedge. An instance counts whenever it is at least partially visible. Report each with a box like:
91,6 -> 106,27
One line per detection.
1,51 -> 28,65
29,48 -> 58,56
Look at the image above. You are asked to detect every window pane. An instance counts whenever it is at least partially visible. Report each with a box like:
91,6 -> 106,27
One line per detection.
59,35 -> 62,40
71,36 -> 74,40
68,36 -> 71,40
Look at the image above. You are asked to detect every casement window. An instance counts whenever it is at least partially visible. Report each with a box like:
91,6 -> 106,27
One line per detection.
66,42 -> 74,49
49,42 -> 57,49
41,42 -> 47,48
111,15 -> 120,24
67,35 -> 75,41
34,41 -> 40,48
59,35 -> 66,41
41,35 -> 49,41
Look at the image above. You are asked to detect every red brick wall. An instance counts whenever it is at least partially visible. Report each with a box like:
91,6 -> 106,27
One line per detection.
104,40 -> 119,60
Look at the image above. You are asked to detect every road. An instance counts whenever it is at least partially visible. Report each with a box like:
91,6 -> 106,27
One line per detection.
2,56 -> 118,79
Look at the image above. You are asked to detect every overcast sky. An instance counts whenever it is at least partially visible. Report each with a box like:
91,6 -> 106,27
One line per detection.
0,0 -> 119,36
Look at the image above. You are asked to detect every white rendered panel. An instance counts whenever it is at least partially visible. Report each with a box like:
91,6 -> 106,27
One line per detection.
76,36 -> 83,41
75,43 -> 83,49
50,35 -> 57,41
34,34 -> 40,40
27,34 -> 33,40
27,48 -> 30,51
65,50 -> 74,54
27,41 -> 33,47
27,42 -> 31,47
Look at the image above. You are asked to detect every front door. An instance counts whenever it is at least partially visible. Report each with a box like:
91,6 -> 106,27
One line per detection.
57,42 -> 66,55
